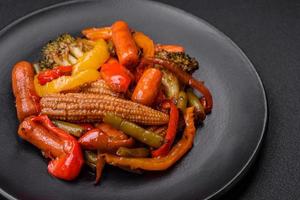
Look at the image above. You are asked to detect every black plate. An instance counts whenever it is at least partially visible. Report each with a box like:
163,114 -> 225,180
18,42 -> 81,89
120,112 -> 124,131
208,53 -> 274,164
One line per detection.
0,1 -> 267,199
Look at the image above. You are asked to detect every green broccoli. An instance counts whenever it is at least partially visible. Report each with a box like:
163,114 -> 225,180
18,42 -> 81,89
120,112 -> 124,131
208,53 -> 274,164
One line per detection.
155,50 -> 199,73
39,34 -> 94,70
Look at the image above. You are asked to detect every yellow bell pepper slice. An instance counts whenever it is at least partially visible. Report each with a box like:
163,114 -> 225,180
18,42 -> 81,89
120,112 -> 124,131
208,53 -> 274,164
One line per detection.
34,39 -> 110,96
133,32 -> 154,59
72,39 -> 110,74
34,69 -> 100,96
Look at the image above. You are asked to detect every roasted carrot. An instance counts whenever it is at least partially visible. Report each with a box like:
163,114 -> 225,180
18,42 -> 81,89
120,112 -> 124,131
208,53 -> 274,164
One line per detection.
112,21 -> 139,68
131,68 -> 162,106
82,27 -> 112,40
155,44 -> 185,53
12,61 -> 40,121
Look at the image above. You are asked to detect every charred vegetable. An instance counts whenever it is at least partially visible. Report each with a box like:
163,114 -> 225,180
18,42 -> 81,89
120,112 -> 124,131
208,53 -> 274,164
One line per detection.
39,34 -> 94,69
155,50 -> 199,73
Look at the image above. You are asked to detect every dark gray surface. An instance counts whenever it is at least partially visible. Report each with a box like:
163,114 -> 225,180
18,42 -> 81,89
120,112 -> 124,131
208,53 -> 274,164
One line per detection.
0,0 -> 298,200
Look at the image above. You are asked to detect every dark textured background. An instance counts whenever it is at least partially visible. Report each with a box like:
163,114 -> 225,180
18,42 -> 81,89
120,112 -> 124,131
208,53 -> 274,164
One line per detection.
0,0 -> 299,199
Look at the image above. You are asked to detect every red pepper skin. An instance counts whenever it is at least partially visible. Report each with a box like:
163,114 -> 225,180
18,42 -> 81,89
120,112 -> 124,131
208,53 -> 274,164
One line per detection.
78,128 -> 134,152
31,115 -> 84,181
153,89 -> 167,106
37,66 -> 72,85
134,59 -> 150,82
152,101 -> 179,157
95,153 -> 105,185
78,123 -> 94,132
101,62 -> 132,93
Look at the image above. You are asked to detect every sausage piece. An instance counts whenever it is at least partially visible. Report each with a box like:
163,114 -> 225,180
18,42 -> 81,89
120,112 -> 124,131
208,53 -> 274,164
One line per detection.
112,21 -> 139,68
18,116 -> 64,158
12,61 -> 40,121
131,68 -> 162,106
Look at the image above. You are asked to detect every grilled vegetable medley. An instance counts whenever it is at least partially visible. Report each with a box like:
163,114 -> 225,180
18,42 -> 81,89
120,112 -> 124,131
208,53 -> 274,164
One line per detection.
12,20 -> 213,183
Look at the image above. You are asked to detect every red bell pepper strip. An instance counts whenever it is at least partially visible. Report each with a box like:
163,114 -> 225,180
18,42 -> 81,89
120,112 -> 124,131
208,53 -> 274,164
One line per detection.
95,152 -> 105,185
78,123 -> 94,132
152,100 -> 179,157
31,115 -> 84,181
100,61 -> 133,93
154,90 -> 167,106
78,128 -> 134,152
37,65 -> 72,85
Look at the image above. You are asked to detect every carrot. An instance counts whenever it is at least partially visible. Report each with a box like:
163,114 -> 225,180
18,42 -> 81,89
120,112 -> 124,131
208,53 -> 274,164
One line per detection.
82,27 -> 112,40
155,44 -> 185,53
112,21 -> 139,68
131,68 -> 162,106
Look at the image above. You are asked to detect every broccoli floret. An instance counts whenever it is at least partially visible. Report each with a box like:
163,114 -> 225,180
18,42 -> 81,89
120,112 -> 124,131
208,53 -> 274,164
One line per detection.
155,50 -> 199,73
39,34 -> 94,69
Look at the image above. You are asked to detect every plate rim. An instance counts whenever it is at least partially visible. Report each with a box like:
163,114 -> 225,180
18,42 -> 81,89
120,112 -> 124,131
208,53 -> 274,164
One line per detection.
0,0 -> 268,199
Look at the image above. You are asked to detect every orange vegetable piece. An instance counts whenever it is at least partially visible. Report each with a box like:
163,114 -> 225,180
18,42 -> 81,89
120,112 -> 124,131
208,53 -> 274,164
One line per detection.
133,31 -> 155,58
82,27 -> 112,40
155,44 -> 185,53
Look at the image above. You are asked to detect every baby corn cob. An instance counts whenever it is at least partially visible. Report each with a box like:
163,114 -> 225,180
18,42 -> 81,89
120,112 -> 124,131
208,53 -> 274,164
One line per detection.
81,79 -> 121,97
40,93 -> 169,125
